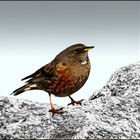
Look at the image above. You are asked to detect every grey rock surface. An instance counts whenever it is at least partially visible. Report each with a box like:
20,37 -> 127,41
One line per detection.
0,61 -> 140,139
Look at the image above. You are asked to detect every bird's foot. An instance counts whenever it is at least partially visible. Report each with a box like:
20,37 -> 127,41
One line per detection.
49,107 -> 64,116
67,99 -> 84,106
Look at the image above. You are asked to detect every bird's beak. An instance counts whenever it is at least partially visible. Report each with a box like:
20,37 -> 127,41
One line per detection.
84,46 -> 95,51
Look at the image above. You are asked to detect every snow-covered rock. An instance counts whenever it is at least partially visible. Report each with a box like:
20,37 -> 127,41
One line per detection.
0,61 -> 140,139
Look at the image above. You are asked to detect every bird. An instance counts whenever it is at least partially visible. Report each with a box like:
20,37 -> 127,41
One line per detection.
11,43 -> 94,114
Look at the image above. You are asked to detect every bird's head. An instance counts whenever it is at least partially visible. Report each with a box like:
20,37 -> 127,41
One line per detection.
55,43 -> 94,65
60,43 -> 94,56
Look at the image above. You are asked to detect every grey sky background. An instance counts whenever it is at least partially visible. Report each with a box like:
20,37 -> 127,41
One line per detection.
0,1 -> 140,106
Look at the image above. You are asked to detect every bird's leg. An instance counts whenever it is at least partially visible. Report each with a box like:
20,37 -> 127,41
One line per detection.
48,94 -> 63,115
67,95 -> 83,106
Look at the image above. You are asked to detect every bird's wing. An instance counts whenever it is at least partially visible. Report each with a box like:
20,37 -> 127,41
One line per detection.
21,66 -> 42,81
21,62 -> 55,83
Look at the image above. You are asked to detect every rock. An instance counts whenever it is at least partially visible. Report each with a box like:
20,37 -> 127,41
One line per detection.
0,61 -> 140,139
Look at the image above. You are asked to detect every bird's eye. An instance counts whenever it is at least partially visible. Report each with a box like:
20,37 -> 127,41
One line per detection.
73,48 -> 82,54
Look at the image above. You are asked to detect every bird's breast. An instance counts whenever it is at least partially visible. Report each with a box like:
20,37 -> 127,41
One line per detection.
47,62 -> 90,97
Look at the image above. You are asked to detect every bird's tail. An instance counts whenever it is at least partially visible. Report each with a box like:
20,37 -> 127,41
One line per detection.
11,83 -> 37,96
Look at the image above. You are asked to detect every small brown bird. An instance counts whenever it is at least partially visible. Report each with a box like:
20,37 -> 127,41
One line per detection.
11,43 -> 94,114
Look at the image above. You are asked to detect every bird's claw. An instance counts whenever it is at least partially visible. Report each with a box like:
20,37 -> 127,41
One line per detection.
49,107 -> 64,116
67,99 -> 84,106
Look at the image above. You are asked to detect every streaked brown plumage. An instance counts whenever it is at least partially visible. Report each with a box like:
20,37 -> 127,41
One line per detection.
11,43 -> 94,114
